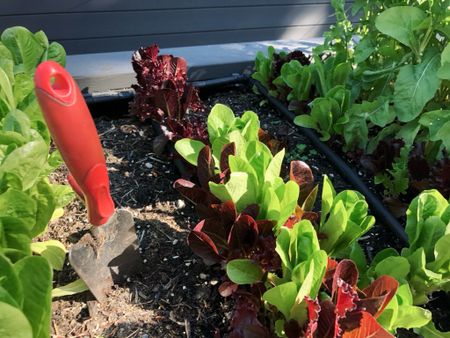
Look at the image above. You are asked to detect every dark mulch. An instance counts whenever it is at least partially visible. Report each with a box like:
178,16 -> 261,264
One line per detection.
43,83 -> 445,337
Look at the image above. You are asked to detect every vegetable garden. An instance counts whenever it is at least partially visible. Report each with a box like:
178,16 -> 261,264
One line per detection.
0,0 -> 449,337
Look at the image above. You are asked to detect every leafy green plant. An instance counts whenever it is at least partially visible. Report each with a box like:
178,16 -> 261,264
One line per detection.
0,26 -> 73,337
318,175 -> 375,256
257,0 -> 450,198
264,226 -> 402,338
353,189 -> 450,336
253,47 -> 311,100
176,104 -> 300,228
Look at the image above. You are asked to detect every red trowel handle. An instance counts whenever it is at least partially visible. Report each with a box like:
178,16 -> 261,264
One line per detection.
35,60 -> 115,226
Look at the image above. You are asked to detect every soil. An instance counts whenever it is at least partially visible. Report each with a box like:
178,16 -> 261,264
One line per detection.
43,83 -> 444,337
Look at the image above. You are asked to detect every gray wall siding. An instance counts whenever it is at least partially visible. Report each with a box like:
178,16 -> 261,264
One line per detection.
0,1 -> 345,54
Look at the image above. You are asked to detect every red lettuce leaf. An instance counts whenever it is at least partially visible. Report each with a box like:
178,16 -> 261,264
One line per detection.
187,227 -> 223,265
197,145 -> 215,189
342,311 -> 393,338
359,275 -> 398,318
130,43 -> 207,143
220,142 -> 237,172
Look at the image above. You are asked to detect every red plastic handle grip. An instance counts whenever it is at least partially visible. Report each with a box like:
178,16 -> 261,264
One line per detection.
35,61 -> 115,225
67,173 -> 85,201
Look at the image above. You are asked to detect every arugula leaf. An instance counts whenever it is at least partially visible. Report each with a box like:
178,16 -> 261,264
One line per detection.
394,49 -> 441,122
375,6 -> 427,49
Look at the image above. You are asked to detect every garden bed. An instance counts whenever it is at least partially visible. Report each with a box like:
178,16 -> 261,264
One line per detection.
45,83 -> 416,337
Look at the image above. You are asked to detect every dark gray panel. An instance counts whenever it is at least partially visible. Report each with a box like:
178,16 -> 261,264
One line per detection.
0,0 -> 340,15
0,4 -> 336,40
58,25 -> 329,54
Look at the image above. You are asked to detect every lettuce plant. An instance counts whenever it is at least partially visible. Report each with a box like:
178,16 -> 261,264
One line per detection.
372,190 -> 450,304
129,44 -> 206,152
175,104 -> 300,228
253,47 -> 310,100
318,175 -> 375,256
264,222 -> 400,338
0,26 -> 73,338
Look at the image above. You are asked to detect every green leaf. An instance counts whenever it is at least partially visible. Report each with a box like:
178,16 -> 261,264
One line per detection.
260,184 -> 281,221
264,149 -> 285,184
224,172 -> 257,212
0,189 -> 36,230
374,256 -> 410,281
354,36 -> 375,63
0,254 -> 23,307
243,140 -> 273,180
321,175 -> 336,222
31,240 -> 67,271
375,6 -> 427,48
239,110 -> 260,141
174,138 -> 205,166
349,242 -> 367,275
436,121 -> 450,150
437,43 -> 450,80
207,104 -> 235,142
0,140 -> 48,190
294,260 -> 314,304
320,200 -> 348,254
332,62 -> 351,87
294,115 -> 316,129
13,73 -> 33,105
276,227 -> 292,270
277,181 -> 300,227
29,180 -> 56,237
0,67 -> 15,110
52,279 -> 89,298
430,234 -> 450,272
310,98 -> 335,141
364,98 -> 395,128
415,322 -> 450,338
394,50 -> 441,122
208,181 -> 232,203
292,250 -> 327,299
419,110 -> 450,143
0,42 -> 14,83
14,256 -> 52,338
406,189 -> 448,250
47,42 -> 66,67
226,259 -> 263,285
396,305 -> 431,330
0,302 -> 33,338
0,217 -> 32,260
263,281 -> 298,319
1,26 -> 45,74
3,110 -> 31,138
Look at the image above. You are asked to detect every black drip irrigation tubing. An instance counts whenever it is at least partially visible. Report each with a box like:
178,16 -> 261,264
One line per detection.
250,78 -> 408,245
83,74 -> 248,105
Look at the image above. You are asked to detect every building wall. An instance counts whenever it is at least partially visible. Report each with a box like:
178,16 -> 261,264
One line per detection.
0,0 -> 349,54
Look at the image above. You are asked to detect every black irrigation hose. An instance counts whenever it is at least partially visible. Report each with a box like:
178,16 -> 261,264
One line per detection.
250,78 -> 409,245
191,74 -> 248,88
83,74 -> 248,104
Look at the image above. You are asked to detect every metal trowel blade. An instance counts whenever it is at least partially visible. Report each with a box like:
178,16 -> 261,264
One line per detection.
68,209 -> 141,302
